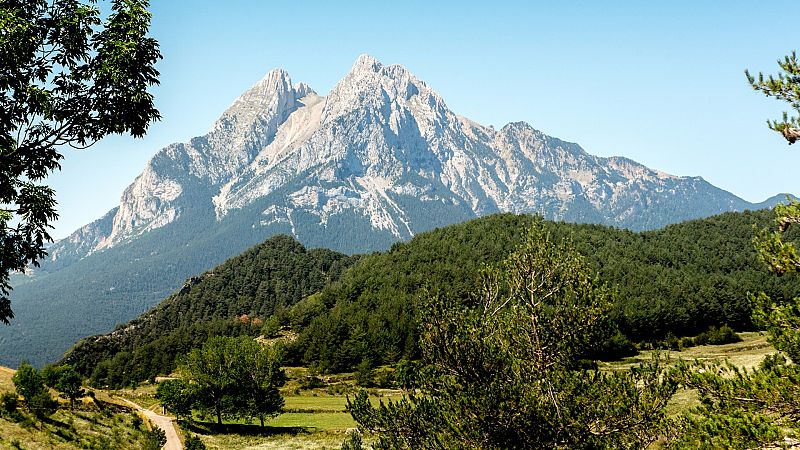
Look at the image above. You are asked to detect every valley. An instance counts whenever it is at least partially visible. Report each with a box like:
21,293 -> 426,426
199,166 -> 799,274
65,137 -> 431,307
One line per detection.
1,332 -> 776,449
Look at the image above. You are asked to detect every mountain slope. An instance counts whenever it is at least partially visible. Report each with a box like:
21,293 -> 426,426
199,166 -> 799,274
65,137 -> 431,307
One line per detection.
3,55 -> 792,368
61,235 -> 357,384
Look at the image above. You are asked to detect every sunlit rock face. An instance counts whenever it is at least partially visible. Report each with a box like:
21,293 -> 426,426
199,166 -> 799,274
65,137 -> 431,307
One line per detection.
50,54 -> 766,260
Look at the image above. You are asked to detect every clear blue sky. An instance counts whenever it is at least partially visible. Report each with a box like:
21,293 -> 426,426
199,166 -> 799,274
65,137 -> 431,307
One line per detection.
48,0 -> 800,239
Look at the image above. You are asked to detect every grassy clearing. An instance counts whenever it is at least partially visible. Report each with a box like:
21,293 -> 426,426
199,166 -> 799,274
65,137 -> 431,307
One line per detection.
109,368 -> 403,449
601,331 -> 776,415
80,331 -> 775,449
600,331 -> 774,372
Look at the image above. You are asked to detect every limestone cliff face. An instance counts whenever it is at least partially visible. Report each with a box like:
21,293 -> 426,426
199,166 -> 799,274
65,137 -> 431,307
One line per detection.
48,54 -> 767,262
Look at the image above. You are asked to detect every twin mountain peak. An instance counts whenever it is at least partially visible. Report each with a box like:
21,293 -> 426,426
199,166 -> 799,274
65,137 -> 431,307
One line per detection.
50,54 -> 785,263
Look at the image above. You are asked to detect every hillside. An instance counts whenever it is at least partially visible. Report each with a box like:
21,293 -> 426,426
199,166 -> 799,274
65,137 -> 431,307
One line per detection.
291,210 -> 800,371
0,367 -> 159,449
3,54 -> 792,369
62,235 -> 358,384
69,211 -> 800,386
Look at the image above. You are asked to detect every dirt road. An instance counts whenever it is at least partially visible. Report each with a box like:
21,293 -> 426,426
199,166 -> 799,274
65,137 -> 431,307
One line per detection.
121,398 -> 182,450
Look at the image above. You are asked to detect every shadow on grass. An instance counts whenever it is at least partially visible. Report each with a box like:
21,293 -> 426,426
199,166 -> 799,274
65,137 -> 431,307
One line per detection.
181,419 -> 308,436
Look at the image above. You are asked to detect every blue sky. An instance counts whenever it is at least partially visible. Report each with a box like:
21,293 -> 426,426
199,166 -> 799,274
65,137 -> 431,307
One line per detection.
48,0 -> 800,238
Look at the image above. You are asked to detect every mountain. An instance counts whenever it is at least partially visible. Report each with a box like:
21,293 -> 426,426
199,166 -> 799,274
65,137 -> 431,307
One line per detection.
2,54 -> 791,368
41,54 -> 790,262
66,211 -> 800,387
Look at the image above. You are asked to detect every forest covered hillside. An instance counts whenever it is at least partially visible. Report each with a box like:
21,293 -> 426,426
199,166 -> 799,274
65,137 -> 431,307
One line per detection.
65,210 -> 800,387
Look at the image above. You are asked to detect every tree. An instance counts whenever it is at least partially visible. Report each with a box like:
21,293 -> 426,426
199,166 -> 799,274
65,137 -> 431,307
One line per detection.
27,390 -> 58,427
180,335 -> 286,426
746,51 -> 800,144
347,224 -> 677,449
242,340 -> 286,428
180,336 -> 240,426
41,364 -> 84,409
54,365 -> 84,409
12,362 -> 45,402
155,378 -> 194,420
0,0 -> 161,324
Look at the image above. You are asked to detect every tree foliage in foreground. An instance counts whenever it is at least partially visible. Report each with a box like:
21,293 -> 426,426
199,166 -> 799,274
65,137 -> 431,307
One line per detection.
0,0 -> 161,324
346,223 -> 678,449
746,51 -> 800,144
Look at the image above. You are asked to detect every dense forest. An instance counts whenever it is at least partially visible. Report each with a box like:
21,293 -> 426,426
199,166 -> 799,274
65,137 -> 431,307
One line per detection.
69,211 -> 800,387
62,235 -> 358,385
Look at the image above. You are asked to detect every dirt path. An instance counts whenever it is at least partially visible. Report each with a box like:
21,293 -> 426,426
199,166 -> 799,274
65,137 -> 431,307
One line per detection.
120,398 -> 182,450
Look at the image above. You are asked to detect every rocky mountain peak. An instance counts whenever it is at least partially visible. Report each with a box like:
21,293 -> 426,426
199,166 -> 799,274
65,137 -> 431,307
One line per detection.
351,53 -> 383,73
44,54 -> 789,269
213,68 -> 299,133
293,82 -> 315,98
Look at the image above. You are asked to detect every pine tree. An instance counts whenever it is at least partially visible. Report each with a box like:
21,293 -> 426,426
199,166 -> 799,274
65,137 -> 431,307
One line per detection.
746,51 -> 800,144
346,223 -> 677,449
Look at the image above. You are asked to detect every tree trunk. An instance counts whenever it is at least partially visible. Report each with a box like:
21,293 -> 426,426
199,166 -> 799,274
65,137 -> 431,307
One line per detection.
260,415 -> 264,428
216,402 -> 222,425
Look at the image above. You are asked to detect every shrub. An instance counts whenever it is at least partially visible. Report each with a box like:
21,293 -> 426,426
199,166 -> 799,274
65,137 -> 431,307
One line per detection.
1,392 -> 18,414
299,376 -> 325,390
704,325 -> 742,345
185,434 -> 207,450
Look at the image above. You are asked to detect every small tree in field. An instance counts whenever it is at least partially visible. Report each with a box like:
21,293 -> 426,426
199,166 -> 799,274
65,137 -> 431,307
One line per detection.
155,379 -> 194,420
180,335 -> 286,427
42,364 -> 84,409
242,340 -> 286,428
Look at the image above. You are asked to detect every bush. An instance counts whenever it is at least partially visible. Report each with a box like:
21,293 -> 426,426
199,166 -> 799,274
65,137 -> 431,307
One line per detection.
1,392 -> 18,414
299,376 -> 326,390
261,315 -> 281,338
185,434 -> 207,450
594,331 -> 637,360
663,325 -> 743,350
142,428 -> 167,450
704,325 -> 742,345
28,391 -> 59,424
341,430 -> 364,450
373,368 -> 395,388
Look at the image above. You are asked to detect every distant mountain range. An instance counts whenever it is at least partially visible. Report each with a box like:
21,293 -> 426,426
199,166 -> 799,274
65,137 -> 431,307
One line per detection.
1,54 -> 791,368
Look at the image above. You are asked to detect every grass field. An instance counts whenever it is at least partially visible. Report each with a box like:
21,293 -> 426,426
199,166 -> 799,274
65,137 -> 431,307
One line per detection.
600,331 -> 776,415
600,331 -> 774,372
